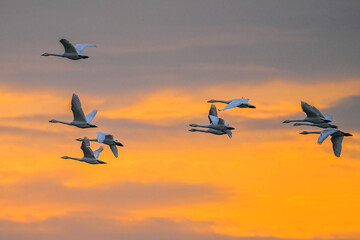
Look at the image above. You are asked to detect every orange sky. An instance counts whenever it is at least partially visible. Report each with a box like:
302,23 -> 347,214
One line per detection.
1,1 -> 360,240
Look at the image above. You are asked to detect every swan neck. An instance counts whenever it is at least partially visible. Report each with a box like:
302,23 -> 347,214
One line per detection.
48,53 -> 64,57
212,100 -> 230,104
67,157 -> 82,161
53,120 -> 71,125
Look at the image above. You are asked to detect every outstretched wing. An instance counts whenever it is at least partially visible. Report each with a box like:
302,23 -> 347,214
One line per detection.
208,115 -> 219,125
60,39 -> 77,54
317,128 -> 339,144
301,101 -> 325,119
96,131 -> 109,143
217,118 -> 226,126
225,129 -> 232,138
75,44 -> 96,55
221,100 -> 242,111
331,135 -> 344,157
85,110 -> 97,123
93,146 -> 104,159
71,93 -> 87,122
109,145 -> 118,158
81,137 -> 95,158
208,104 -> 218,117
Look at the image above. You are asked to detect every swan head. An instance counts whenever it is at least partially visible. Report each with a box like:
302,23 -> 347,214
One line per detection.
61,156 -> 69,159
299,131 -> 309,135
41,53 -> 50,56
75,138 -> 84,141
189,123 -> 198,127
283,120 -> 291,123
188,129 -> 197,132
207,99 -> 215,103
49,119 -> 57,123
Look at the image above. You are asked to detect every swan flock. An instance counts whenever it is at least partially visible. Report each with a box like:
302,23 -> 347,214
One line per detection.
45,38 -> 354,163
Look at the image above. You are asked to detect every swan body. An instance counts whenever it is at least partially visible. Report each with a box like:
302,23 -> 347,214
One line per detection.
76,131 -> 123,158
189,104 -> 233,138
283,101 -> 333,124
61,137 -> 106,164
42,39 -> 96,60
207,98 -> 256,111
189,128 -> 231,137
49,93 -> 97,128
300,128 -> 352,157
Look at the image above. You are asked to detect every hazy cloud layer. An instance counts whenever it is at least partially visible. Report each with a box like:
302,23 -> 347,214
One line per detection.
1,215 -> 354,240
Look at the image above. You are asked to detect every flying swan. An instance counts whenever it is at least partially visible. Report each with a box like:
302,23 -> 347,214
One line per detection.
49,93 -> 97,128
300,128 -> 352,157
283,101 -> 333,124
189,104 -> 233,138
76,131 -> 124,158
61,137 -> 106,164
207,98 -> 256,111
42,39 -> 96,60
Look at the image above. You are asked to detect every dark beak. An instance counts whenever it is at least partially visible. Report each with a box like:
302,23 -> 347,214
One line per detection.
116,142 -> 124,147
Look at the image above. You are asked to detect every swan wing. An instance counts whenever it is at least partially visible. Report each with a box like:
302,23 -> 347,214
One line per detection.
325,115 -> 333,122
225,129 -> 232,138
71,94 -> 87,122
217,118 -> 226,126
221,100 -> 241,111
331,135 -> 344,157
75,44 -> 96,55
81,138 -> 95,158
301,101 -> 325,119
60,39 -> 77,54
96,131 -> 109,143
317,128 -> 339,144
93,146 -> 104,159
109,145 -> 118,158
208,104 -> 218,117
208,115 -> 219,125
85,110 -> 97,123
105,134 -> 114,142
233,98 -> 249,103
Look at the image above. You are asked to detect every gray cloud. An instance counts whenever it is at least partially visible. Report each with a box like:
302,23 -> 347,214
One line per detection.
1,0 -> 360,94
0,214 -> 351,240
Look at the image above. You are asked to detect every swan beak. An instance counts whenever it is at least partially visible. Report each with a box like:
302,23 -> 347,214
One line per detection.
228,127 -> 235,130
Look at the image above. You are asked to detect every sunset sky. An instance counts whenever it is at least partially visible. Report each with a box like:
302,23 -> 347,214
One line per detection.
1,1 -> 360,239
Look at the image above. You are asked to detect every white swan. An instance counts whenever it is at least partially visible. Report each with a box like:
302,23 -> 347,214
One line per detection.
42,39 -> 96,60
189,104 -> 233,138
61,137 -> 106,164
189,128 -> 231,137
207,98 -> 256,111
293,122 -> 338,129
283,101 -> 333,124
300,128 -> 352,157
76,131 -> 123,158
49,93 -> 97,128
